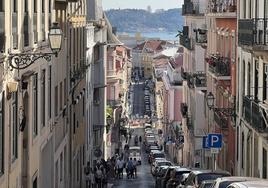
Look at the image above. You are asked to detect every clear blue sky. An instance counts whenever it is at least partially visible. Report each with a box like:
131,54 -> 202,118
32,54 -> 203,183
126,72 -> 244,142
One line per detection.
102,0 -> 183,10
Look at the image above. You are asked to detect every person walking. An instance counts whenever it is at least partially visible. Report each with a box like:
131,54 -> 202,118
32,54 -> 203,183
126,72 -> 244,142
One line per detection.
126,158 -> 134,179
116,157 -> 124,179
133,158 -> 138,178
94,162 -> 103,188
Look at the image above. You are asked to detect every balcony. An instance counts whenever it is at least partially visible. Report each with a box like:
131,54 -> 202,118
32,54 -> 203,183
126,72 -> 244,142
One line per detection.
23,13 -> 29,47
107,99 -> 122,108
243,96 -> 266,132
193,72 -> 207,88
207,0 -> 236,17
207,55 -> 230,79
180,103 -> 188,118
0,12 -> 5,52
181,67 -> 188,80
182,0 -> 203,16
214,111 -> 228,129
186,74 -> 194,88
180,35 -> 192,50
238,18 -> 268,50
194,28 -> 207,45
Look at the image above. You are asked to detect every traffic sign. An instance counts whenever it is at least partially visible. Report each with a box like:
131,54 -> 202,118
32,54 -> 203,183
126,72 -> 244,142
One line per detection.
202,136 -> 209,149
208,134 -> 222,148
211,148 -> 220,154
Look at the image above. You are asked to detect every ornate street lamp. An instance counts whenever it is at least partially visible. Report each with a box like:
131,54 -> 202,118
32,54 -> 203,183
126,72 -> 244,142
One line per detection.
206,92 -> 215,110
206,91 -> 235,117
8,22 -> 63,70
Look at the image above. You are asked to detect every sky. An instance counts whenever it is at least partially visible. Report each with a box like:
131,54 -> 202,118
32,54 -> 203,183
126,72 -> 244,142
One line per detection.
102,0 -> 183,11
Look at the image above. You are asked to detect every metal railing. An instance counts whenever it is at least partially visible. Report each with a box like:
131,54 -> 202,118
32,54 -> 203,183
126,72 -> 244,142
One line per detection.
187,74 -> 194,88
243,96 -> 266,132
180,103 -> 188,117
208,55 -> 230,76
180,35 -> 192,50
107,100 -> 122,108
181,67 -> 188,80
214,111 -> 228,129
0,12 -> 5,52
193,72 -> 206,87
238,18 -> 268,46
208,0 -> 237,13
182,1 -> 194,15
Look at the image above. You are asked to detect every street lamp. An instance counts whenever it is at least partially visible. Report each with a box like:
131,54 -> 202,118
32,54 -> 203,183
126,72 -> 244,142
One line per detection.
206,91 -> 235,117
8,22 -> 63,70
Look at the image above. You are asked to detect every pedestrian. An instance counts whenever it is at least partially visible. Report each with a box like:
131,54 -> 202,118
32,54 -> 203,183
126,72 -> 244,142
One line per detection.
126,158 -> 134,179
116,157 -> 124,179
133,158 -> 138,178
89,167 -> 95,188
94,162 -> 103,188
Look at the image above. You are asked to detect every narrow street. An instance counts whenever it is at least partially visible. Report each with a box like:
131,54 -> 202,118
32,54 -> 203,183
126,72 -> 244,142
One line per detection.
132,82 -> 145,117
112,128 -> 155,188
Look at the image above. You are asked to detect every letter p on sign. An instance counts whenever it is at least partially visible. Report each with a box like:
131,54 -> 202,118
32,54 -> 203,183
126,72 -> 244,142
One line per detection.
208,134 -> 222,148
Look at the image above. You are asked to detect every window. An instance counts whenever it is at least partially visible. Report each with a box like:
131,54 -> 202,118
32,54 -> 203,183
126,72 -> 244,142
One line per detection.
55,85 -> 58,116
60,82 -> 63,111
13,0 -> 17,12
247,62 -> 251,95
49,0 -> 51,13
42,0 -> 45,13
33,0 -> 37,13
73,113 -> 76,134
24,0 -> 28,12
93,88 -> 100,105
241,132 -> 244,169
263,148 -> 267,178
33,74 -> 38,136
55,161 -> 58,188
0,0 -> 4,12
41,70 -> 46,127
263,64 -> 268,101
94,45 -> 101,62
254,61 -> 259,100
12,92 -> 18,160
48,66 -> 52,118
60,153 -> 63,181
0,92 -> 4,174
33,175 -> 37,188
64,79 -> 67,106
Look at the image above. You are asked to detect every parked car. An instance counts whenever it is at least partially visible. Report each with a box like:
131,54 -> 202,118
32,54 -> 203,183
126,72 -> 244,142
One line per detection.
184,170 -> 231,188
160,166 -> 181,188
211,177 -> 262,188
155,165 -> 170,179
227,180 -> 268,188
148,150 -> 165,164
198,180 -> 215,188
151,159 -> 173,176
129,146 -> 142,165
166,168 -> 191,188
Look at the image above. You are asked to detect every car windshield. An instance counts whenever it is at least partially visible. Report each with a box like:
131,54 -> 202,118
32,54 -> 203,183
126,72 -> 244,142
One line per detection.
153,153 -> 165,158
158,161 -> 172,166
197,174 -> 229,185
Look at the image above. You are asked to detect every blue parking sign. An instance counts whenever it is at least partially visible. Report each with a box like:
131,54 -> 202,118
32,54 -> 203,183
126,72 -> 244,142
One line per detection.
208,134 -> 222,148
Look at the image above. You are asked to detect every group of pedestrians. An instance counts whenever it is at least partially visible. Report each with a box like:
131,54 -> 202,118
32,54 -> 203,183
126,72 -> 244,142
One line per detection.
115,156 -> 138,179
85,157 -> 116,188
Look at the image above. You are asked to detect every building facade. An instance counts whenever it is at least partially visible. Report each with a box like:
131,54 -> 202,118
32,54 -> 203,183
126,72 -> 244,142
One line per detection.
237,0 -> 268,178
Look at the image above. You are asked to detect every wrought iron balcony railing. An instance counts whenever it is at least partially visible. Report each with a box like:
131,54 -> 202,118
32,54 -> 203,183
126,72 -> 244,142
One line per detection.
193,72 -> 206,88
243,96 -> 266,132
107,99 -> 122,108
187,74 -> 194,88
208,0 -> 237,14
214,111 -> 228,129
207,55 -> 230,77
181,67 -> 188,80
238,18 -> 268,47
180,103 -> 188,118
0,12 -> 5,52
180,35 -> 192,50
194,28 -> 207,44
182,0 -> 194,15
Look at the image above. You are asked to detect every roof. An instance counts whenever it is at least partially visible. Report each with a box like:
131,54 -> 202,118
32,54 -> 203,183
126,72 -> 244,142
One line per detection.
174,168 -> 191,172
215,176 -> 261,183
133,40 -> 171,52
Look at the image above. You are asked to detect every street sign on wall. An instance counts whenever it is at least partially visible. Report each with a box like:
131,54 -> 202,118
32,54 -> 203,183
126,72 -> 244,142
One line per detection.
207,134 -> 222,148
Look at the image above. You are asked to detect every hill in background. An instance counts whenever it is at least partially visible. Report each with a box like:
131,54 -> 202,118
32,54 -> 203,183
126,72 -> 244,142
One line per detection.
105,8 -> 183,33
